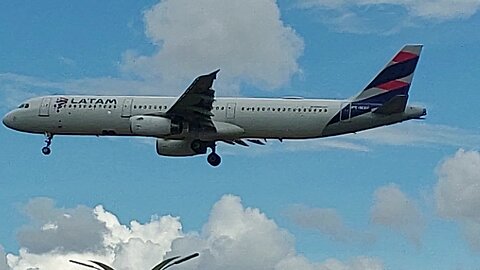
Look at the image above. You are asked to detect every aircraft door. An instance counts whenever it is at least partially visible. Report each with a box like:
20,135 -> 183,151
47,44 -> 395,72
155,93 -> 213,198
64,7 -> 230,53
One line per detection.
340,102 -> 351,122
121,98 -> 133,117
39,97 -> 51,117
226,103 -> 236,119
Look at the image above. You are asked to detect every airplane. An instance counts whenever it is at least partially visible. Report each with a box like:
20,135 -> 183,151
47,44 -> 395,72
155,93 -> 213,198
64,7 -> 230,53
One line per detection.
2,45 -> 426,167
70,252 -> 199,270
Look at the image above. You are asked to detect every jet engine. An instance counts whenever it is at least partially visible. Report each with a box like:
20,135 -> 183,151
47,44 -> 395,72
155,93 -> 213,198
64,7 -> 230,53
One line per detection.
156,138 -> 198,156
130,115 -> 182,137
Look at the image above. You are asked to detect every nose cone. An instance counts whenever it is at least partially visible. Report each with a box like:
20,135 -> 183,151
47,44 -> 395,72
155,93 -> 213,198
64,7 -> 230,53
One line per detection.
2,112 -> 15,129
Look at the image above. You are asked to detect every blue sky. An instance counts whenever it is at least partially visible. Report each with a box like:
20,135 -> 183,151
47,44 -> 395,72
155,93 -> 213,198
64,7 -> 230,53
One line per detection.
1,1 -> 480,270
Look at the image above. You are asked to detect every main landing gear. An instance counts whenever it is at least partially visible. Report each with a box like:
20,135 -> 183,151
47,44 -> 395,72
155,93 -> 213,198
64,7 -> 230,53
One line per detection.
207,151 -> 221,167
190,140 -> 221,167
42,133 -> 53,155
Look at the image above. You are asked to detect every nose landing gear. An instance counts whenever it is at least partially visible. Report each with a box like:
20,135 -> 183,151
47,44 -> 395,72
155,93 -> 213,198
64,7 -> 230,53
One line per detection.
42,133 -> 53,155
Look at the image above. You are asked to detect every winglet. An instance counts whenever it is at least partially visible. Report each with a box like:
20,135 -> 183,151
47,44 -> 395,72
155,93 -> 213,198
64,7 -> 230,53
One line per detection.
203,69 -> 220,81
210,69 -> 220,78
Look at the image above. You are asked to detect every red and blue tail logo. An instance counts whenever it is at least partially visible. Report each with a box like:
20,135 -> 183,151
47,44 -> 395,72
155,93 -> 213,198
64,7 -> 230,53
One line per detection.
354,45 -> 422,104
327,45 -> 423,126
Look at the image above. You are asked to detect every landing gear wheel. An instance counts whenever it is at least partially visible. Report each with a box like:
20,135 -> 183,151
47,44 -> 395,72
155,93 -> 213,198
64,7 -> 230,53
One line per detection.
207,152 -> 221,167
42,147 -> 51,155
42,133 -> 53,156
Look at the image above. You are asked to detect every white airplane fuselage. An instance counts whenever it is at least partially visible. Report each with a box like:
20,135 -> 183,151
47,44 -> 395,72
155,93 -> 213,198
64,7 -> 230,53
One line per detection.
2,45 -> 427,166
3,95 -> 425,140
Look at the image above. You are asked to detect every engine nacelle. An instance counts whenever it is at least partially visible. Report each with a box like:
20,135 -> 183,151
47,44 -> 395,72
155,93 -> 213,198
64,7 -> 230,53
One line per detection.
130,115 -> 182,137
156,138 -> 198,157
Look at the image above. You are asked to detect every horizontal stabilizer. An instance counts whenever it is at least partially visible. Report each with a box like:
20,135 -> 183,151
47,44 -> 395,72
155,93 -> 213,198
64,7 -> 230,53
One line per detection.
373,95 -> 408,115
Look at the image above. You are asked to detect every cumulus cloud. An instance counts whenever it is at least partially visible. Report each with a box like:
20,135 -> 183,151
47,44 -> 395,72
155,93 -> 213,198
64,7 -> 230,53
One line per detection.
297,0 -> 480,33
3,195 -> 383,270
122,0 -> 303,93
370,184 -> 424,246
1,0 -> 303,110
435,149 -> 480,251
0,246 -> 8,270
285,204 -> 373,244
17,198 -> 108,254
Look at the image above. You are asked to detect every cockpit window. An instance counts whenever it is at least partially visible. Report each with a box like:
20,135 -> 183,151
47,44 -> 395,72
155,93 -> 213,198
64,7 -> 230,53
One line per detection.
17,103 -> 30,109
24,103 -> 29,108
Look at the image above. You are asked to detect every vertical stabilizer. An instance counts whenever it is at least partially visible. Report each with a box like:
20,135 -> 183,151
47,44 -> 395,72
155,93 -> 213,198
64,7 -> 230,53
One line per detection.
352,45 -> 423,105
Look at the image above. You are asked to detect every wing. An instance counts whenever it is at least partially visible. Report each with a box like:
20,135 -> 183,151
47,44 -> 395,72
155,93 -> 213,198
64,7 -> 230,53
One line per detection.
166,70 -> 219,131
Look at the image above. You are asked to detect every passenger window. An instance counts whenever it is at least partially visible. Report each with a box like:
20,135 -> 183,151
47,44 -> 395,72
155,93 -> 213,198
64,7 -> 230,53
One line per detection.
221,107 -> 225,110
262,107 -> 265,111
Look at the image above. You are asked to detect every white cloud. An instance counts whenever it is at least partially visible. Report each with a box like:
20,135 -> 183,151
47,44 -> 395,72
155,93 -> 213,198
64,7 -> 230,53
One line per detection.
279,122 -> 480,154
350,122 -> 480,148
297,0 -> 480,33
122,0 -> 303,93
4,195 -> 383,270
370,184 -> 425,246
300,0 -> 480,19
17,198 -> 108,254
285,205 -> 373,244
1,0 -> 303,110
318,257 -> 384,270
435,149 -> 480,251
0,246 -> 8,270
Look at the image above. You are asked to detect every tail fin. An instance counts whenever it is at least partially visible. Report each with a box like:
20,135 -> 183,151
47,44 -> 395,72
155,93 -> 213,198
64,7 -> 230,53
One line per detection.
352,45 -> 423,109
